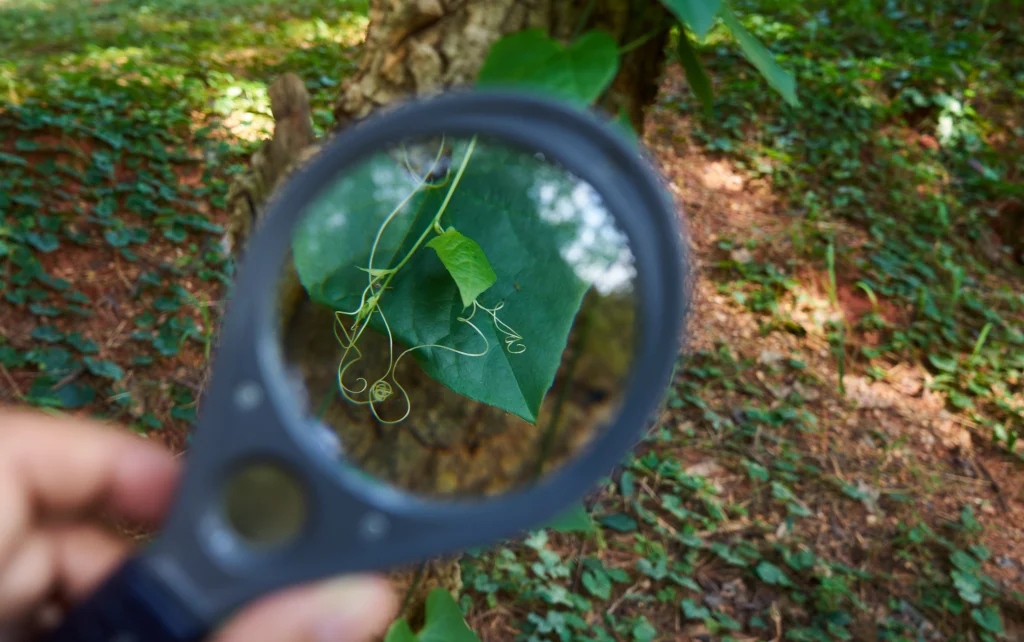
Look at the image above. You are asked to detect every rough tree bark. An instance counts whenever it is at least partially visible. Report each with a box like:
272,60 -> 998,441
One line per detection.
334,0 -> 670,132
224,0 -> 672,628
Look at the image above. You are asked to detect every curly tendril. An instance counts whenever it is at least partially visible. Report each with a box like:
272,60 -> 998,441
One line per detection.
334,300 -> 490,424
471,301 -> 526,354
329,135 -> 526,425
370,380 -> 393,403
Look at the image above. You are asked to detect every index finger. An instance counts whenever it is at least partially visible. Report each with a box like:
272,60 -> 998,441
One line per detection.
0,407 -> 180,525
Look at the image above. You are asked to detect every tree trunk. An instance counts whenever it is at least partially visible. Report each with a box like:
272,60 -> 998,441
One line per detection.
334,0 -> 670,133
224,0 -> 671,629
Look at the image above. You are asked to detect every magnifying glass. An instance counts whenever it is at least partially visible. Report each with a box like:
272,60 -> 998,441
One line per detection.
44,90 -> 690,642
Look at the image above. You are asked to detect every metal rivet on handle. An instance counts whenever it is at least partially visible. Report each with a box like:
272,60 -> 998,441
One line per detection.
233,382 -> 264,412
360,512 -> 389,541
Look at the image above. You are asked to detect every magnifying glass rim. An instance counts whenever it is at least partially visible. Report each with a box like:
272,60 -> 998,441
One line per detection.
228,88 -> 687,552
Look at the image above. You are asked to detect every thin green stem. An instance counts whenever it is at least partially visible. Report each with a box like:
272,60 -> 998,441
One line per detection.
365,139 -> 448,287
533,297 -> 593,480
339,136 -> 478,354
826,241 -> 846,396
400,561 -> 428,615
374,135 -> 477,298
970,322 -> 993,362
572,0 -> 597,39
837,326 -> 846,397
618,21 -> 670,55
315,386 -> 336,420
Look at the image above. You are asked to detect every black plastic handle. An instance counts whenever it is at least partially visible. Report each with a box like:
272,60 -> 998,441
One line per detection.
43,556 -> 207,642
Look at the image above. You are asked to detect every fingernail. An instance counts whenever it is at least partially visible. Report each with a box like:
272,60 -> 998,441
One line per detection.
312,576 -> 393,642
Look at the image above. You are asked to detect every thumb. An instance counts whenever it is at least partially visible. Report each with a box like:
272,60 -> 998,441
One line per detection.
211,575 -> 399,642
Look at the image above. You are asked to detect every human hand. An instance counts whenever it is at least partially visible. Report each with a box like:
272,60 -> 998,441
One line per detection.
0,408 -> 398,641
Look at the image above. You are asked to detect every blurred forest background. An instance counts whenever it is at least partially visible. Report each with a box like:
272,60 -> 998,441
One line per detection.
1,0 -> 1023,640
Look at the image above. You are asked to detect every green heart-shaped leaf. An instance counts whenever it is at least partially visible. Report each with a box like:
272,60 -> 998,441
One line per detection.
545,501 -> 596,534
384,589 -> 479,642
292,141 -> 614,423
477,29 -> 620,106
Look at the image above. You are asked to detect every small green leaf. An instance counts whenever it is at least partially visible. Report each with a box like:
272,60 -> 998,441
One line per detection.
771,481 -> 796,502
787,501 -> 812,517
31,326 -> 65,343
582,569 -> 612,600
153,329 -> 181,356
153,296 -> 181,312
139,413 -> 163,430
427,228 -> 498,309
545,501 -> 595,534
104,228 -> 133,248
0,152 -> 29,167
26,232 -> 60,252
631,616 -> 657,642
620,470 -> 636,497
970,606 -> 1004,634
951,550 -> 981,574
39,274 -> 71,291
710,542 -> 750,566
608,567 -> 631,583
597,513 -> 638,532
29,303 -> 60,317
713,612 -> 742,631
784,548 -> 816,571
171,405 -> 197,422
951,570 -> 982,604
0,345 -> 26,368
406,588 -> 481,642
676,29 -> 714,116
43,382 -> 96,409
961,505 -> 982,533
638,555 -> 668,580
29,347 -> 74,372
84,357 -> 125,381
383,620 -> 418,642
65,333 -> 100,354
755,561 -> 792,586
60,290 -> 90,307
928,353 -> 958,373
681,598 -> 710,620
478,29 -> 620,106
164,226 -> 187,243
719,6 -> 798,107
970,544 -> 991,561
660,0 -> 722,39
135,312 -> 156,328
744,460 -> 769,481
670,573 -> 701,592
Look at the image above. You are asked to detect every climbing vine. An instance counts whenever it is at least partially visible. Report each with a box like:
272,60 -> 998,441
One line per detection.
291,131 -> 605,425
329,136 -> 528,423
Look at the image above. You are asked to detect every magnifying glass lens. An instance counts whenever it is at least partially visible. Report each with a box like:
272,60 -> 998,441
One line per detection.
277,133 -> 638,499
